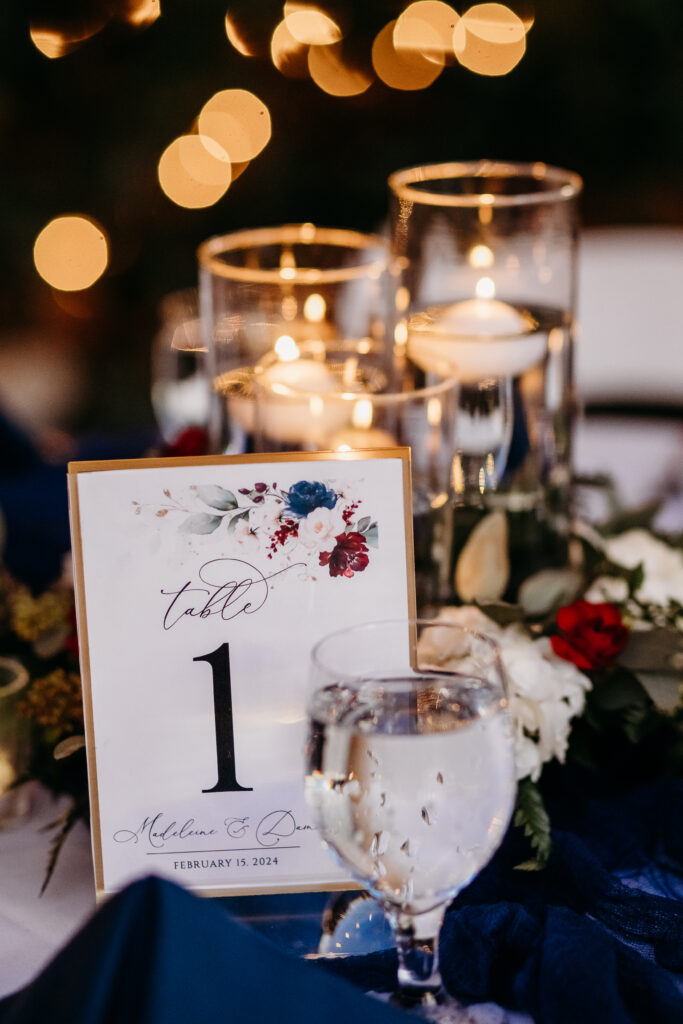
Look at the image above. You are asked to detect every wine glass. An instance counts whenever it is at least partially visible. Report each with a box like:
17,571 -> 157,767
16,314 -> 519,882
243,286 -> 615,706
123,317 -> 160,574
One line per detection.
304,619 -> 516,1020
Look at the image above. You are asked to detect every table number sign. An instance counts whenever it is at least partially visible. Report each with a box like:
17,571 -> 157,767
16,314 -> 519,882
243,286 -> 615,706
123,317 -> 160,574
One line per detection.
68,450 -> 415,898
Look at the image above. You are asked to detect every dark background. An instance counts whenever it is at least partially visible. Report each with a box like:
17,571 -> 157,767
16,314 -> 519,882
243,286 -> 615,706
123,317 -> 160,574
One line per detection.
1,0 -> 682,434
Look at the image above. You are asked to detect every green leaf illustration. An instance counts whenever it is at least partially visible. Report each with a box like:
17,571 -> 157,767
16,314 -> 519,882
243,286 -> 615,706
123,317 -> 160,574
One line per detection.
356,515 -> 371,533
513,778 -> 551,870
227,509 -> 250,533
365,525 -> 379,548
179,513 -> 222,534
196,485 -> 238,511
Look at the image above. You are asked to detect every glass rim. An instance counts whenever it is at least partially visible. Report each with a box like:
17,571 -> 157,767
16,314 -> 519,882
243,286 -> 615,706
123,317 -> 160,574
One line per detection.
197,224 -> 391,284
254,343 -> 459,406
311,617 -> 506,688
388,160 -> 583,208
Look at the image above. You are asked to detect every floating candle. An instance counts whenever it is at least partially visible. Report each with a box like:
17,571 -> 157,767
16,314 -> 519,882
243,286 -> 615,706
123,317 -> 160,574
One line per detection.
408,295 -> 545,384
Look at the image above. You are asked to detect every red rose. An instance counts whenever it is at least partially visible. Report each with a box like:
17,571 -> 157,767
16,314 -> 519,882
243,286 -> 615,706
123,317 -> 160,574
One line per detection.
550,600 -> 629,670
161,426 -> 210,457
320,532 -> 369,578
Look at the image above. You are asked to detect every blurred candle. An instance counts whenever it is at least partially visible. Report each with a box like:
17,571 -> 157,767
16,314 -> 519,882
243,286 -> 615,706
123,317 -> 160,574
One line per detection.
408,281 -> 545,383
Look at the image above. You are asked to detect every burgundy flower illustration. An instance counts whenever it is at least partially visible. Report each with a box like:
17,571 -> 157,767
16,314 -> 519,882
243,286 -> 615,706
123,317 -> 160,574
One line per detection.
319,532 -> 369,578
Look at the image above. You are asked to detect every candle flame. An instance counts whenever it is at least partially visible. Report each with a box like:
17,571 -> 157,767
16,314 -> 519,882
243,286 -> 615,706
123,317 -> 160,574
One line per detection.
352,399 -> 374,429
303,293 -> 326,322
427,398 -> 442,425
475,276 -> 496,299
274,335 -> 300,361
469,244 -> 494,268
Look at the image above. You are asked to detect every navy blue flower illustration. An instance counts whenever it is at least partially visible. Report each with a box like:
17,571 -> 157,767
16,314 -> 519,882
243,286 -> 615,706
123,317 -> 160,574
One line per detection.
284,480 -> 338,518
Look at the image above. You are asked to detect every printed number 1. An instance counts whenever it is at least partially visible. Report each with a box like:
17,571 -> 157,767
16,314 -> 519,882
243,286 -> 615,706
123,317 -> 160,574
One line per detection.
194,643 -> 252,793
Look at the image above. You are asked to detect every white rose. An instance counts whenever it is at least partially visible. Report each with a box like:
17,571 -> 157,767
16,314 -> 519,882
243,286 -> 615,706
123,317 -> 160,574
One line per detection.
296,505 -> 345,553
604,529 -> 683,607
249,499 -> 283,536
584,575 -> 629,604
232,517 -> 258,552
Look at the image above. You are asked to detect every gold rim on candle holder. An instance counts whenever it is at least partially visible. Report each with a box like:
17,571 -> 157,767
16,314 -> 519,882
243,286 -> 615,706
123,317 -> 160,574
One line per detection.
388,161 -> 583,208
197,224 -> 391,285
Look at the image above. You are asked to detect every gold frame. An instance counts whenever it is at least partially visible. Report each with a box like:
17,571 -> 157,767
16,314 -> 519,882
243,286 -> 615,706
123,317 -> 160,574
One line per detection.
68,448 -> 416,900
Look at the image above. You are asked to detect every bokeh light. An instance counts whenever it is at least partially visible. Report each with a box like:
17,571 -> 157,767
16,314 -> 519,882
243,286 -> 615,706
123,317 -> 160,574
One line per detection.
198,89 -> 271,163
454,4 -> 526,76
124,0 -> 162,28
303,293 -> 327,322
393,1 -> 459,65
158,135 -> 231,209
224,11 -> 255,56
34,216 -> 109,291
29,22 -> 104,59
271,19 -> 310,78
283,3 -> 342,46
308,43 -> 373,96
372,20 -> 444,91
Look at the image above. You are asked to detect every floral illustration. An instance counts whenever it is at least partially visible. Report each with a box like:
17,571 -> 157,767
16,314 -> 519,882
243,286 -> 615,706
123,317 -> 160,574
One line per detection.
137,478 -> 378,580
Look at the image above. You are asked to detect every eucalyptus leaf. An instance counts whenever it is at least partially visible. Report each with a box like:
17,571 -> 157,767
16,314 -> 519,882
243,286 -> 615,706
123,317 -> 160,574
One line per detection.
598,502 -> 660,537
634,671 -> 683,713
53,735 -> 86,760
179,513 -> 222,535
357,515 -> 371,533
477,601 -> 525,627
365,526 -> 379,549
518,567 -> 583,617
227,509 -> 250,533
619,627 -> 683,672
196,485 -> 238,511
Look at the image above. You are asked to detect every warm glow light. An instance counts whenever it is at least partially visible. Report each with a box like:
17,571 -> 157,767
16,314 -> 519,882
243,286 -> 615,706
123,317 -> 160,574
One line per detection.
303,293 -> 326,322
225,11 -> 255,56
198,89 -> 271,164
475,276 -> 496,299
158,135 -> 231,209
372,20 -> 443,91
352,399 -> 374,430
396,286 -> 410,312
124,0 -> 161,27
469,244 -> 494,268
29,22 -> 103,58
271,19 -> 310,78
395,321 -> 408,344
454,4 -> 526,76
284,3 -> 342,45
427,397 -> 443,425
394,1 -> 459,64
308,43 -> 373,96
274,335 -> 300,361
34,216 -> 109,291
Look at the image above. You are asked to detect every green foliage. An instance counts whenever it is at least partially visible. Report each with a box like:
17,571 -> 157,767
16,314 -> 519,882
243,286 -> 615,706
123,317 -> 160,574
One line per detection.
196,485 -> 238,511
179,512 -> 222,534
513,778 -> 551,871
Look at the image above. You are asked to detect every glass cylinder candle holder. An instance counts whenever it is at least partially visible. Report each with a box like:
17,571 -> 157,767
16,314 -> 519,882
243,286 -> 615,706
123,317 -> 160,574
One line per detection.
252,339 -> 459,610
389,161 -> 582,603
197,225 -> 396,454
151,289 -> 211,446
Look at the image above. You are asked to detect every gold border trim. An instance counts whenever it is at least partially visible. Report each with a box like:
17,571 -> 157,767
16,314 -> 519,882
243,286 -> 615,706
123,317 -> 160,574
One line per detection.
69,449 -> 415,900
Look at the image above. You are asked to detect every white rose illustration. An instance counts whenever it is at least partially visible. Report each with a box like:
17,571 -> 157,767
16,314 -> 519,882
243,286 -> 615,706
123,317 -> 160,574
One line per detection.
249,499 -> 283,537
297,506 -> 345,553
232,517 -> 259,552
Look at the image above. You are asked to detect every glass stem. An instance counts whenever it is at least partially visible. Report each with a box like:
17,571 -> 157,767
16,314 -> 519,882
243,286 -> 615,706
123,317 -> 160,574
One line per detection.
389,907 -> 447,1006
